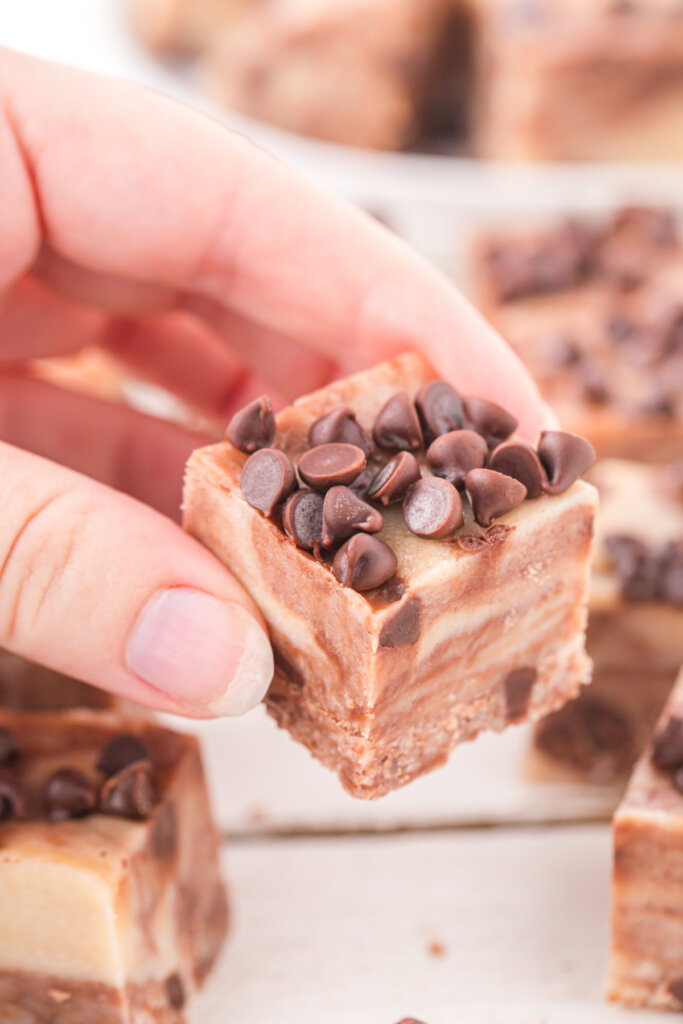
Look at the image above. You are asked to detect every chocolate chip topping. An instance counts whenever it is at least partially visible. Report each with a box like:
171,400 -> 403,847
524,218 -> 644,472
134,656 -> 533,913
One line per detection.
535,696 -> 635,780
332,535 -> 397,591
282,489 -> 324,551
0,727 -> 20,767
415,381 -> 463,443
403,478 -> 463,539
298,443 -> 366,490
226,395 -> 275,454
379,597 -> 421,649
166,973 -> 186,1011
0,770 -> 24,822
488,441 -> 546,499
97,734 -> 151,778
100,759 -> 159,821
308,406 -> 371,455
44,767 -> 97,821
465,468 -> 527,528
241,448 -> 296,517
463,396 -> 518,446
426,430 -> 487,489
322,486 -> 384,548
538,431 -> 596,495
504,667 -> 537,721
372,391 -> 423,451
368,452 -> 421,505
652,716 -> 683,770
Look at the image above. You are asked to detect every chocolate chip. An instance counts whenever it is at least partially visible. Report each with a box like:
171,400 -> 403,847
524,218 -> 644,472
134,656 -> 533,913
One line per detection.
550,335 -> 583,368
379,597 -> 421,648
673,766 -> 683,795
605,534 -> 660,602
465,468 -> 527,528
308,407 -> 371,455
282,489 -> 324,550
403,478 -> 463,539
226,395 -> 275,454
652,716 -> 683,770
456,525 -> 512,551
0,727 -> 20,767
661,541 -> 683,605
97,734 -> 151,778
372,391 -> 423,451
463,396 -> 518,446
298,443 -> 366,490
607,314 -> 636,343
488,441 -> 546,499
636,387 -> 677,418
368,452 -> 421,505
100,759 -> 159,821
44,767 -> 97,821
0,771 -> 25,821
535,696 -> 635,780
538,431 -> 595,495
426,430 -> 487,489
504,667 -> 537,721
612,206 -> 678,247
166,973 -> 185,1011
240,448 -> 296,516
151,802 -> 177,859
322,486 -> 384,548
578,363 -> 611,405
669,978 -> 683,1005
332,535 -> 397,591
415,381 -> 463,443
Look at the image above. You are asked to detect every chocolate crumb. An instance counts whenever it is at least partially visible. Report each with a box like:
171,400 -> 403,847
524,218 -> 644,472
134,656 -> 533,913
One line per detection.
44,767 -> 97,821
100,759 -> 159,821
97,734 -> 151,778
0,727 -> 20,767
226,395 -> 275,454
427,940 -> 446,957
379,597 -> 421,649
456,524 -> 513,552
166,973 -> 186,1011
0,770 -> 25,822
504,667 -> 537,721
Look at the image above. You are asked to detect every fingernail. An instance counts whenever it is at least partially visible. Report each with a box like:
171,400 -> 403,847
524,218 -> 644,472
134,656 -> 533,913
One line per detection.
127,588 -> 273,716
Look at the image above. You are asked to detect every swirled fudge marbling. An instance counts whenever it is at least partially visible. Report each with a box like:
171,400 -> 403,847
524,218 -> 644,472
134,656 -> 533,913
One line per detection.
184,353 -> 598,798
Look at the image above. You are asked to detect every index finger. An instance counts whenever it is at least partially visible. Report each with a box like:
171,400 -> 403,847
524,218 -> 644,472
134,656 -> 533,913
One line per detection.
1,48 -> 546,439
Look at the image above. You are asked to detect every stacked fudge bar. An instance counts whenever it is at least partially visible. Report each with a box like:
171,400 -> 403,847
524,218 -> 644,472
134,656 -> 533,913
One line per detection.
129,0 -> 683,159
184,353 -> 598,798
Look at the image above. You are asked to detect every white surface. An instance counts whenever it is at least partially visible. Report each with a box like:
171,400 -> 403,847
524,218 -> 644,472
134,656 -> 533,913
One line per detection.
193,825 -> 660,1024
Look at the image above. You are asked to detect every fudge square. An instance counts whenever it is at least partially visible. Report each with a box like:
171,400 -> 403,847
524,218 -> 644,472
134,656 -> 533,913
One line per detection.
609,667 -> 683,1011
184,353 -> 598,798
0,709 -> 227,1023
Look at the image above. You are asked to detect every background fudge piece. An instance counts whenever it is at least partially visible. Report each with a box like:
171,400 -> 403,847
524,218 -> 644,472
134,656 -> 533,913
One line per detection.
125,0 -> 247,54
608,668 -> 683,1010
472,206 -> 683,462
530,460 -> 683,788
0,710 -> 227,1024
0,649 -> 118,711
184,352 -> 597,799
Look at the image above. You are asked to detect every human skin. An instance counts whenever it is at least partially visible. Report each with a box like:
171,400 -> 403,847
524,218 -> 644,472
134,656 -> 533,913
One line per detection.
0,48 -> 546,718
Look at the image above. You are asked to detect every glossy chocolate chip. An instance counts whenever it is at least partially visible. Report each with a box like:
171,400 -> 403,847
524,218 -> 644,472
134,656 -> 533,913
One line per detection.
166,973 -> 186,1011
298,443 -> 366,490
0,770 -> 25,821
403,478 -> 463,539
44,767 -> 97,821
465,468 -> 527,528
462,396 -> 518,445
240,448 -> 296,516
367,452 -> 421,505
426,429 -> 487,489
652,716 -> 683,770
226,395 -> 275,454
504,667 -> 537,722
415,381 -> 463,443
97,734 -> 151,778
322,486 -> 384,548
488,441 -> 546,499
0,727 -> 20,767
332,535 -> 397,591
308,406 -> 371,455
379,597 -> 421,649
372,391 -> 423,451
282,489 -> 324,551
100,759 -> 159,821
538,431 -> 596,495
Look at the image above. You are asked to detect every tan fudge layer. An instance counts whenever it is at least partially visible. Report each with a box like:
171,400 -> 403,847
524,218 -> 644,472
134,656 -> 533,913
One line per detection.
608,669 -> 683,1010
184,353 -> 597,798
0,710 -> 227,1023
531,460 -> 683,788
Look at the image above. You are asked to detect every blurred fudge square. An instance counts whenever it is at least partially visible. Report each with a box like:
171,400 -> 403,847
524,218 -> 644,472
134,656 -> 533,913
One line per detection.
0,710 -> 227,1023
609,668 -> 683,1010
125,0 -> 248,53
184,353 -> 598,798
0,650 -> 117,712
473,206 -> 683,462
530,459 -> 683,788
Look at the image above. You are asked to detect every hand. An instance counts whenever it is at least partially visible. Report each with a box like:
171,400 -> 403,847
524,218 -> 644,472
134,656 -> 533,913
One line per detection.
0,48 -> 546,717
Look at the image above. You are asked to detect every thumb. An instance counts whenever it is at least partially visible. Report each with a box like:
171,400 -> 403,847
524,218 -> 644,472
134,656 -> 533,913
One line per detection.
0,441 -> 273,717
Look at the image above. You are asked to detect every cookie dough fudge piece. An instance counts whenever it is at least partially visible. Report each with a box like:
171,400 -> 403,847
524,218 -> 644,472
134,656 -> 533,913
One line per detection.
0,710 -> 227,1023
608,668 -> 683,1010
473,206 -> 683,462
531,460 -> 683,787
126,0 -> 247,54
184,352 -> 597,798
